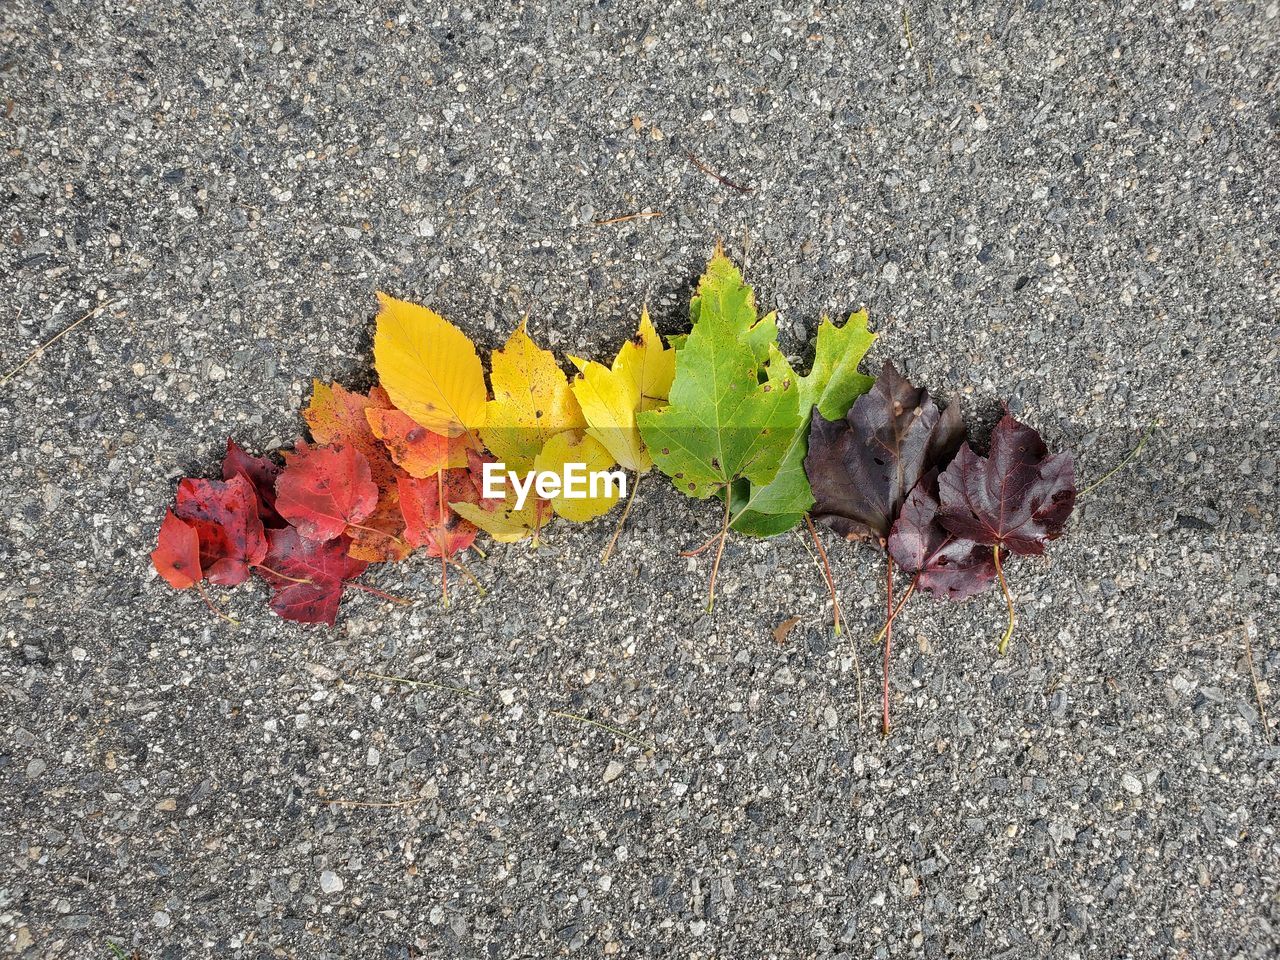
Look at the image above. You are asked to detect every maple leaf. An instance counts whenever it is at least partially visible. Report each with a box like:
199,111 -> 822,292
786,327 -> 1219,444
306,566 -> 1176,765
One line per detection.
533,431 -> 621,522
888,470 -> 995,601
804,361 -> 964,735
687,245 -> 779,364
480,321 -> 586,472
399,468 -> 486,605
568,307 -> 674,473
373,292 -> 487,437
637,249 -> 801,607
936,411 -> 1076,653
568,307 -> 674,559
400,470 -> 484,557
367,405 -> 470,478
274,443 -> 380,543
728,310 -> 877,537
222,439 -> 285,527
303,382 -> 410,561
174,474 -> 268,586
304,381 -> 396,484
257,526 -> 369,625
805,361 -> 963,546
936,412 -> 1076,556
151,510 -> 202,589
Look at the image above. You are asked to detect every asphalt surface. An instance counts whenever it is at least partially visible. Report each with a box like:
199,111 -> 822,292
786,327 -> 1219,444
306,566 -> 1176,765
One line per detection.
2,2 -> 1278,958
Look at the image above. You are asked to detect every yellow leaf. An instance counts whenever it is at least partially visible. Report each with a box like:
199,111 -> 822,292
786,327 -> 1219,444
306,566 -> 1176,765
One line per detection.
451,494 -> 550,545
480,321 -> 584,472
568,308 -> 675,473
373,292 -> 487,438
533,432 -> 622,522
617,307 -> 675,412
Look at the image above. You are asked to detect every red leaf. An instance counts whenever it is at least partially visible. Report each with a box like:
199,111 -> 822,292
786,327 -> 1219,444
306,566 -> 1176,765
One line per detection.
174,474 -> 268,586
888,470 -> 995,601
303,382 -> 410,559
258,526 -> 369,625
937,412 -> 1076,556
398,469 -> 482,558
222,438 -> 285,527
274,443 -> 379,542
151,510 -> 202,589
805,361 -> 964,545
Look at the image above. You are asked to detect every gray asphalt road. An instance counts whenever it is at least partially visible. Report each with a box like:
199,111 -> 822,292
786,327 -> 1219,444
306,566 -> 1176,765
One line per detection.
2,2 -> 1278,957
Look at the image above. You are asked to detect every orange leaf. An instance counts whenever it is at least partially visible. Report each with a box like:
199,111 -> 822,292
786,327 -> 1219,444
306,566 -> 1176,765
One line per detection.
366,406 -> 471,479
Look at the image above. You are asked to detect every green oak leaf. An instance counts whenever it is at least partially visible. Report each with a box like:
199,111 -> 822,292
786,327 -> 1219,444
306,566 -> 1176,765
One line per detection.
727,310 -> 877,536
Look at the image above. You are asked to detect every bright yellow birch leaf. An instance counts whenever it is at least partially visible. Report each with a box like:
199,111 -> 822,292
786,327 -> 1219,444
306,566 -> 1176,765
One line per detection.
533,432 -> 622,522
569,308 -> 675,473
373,292 -> 487,438
480,321 -> 585,472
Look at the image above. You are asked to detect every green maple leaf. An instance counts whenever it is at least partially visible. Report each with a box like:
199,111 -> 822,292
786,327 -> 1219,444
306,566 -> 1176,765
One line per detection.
727,310 -> 877,537
638,249 -> 800,606
638,251 -> 799,498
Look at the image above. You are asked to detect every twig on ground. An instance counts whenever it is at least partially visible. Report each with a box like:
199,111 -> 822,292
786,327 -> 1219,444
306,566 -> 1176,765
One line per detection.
1243,620 -> 1272,743
549,710 -> 655,752
686,152 -> 754,193
593,211 -> 663,226
1,300 -> 117,387
357,670 -> 479,698
322,793 -> 428,810
1079,420 -> 1160,500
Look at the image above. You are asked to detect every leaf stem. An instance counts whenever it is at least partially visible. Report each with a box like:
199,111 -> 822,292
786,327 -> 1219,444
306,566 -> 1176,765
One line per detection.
348,521 -> 406,546
872,576 -> 918,646
993,544 -> 1015,654
344,581 -> 412,605
196,582 -> 238,625
804,513 -> 843,637
438,470 -> 448,607
601,472 -> 639,565
447,556 -> 486,595
706,485 -> 732,612
680,528 -> 722,558
882,552 -> 894,736
1078,420 -> 1159,500
253,562 -> 312,585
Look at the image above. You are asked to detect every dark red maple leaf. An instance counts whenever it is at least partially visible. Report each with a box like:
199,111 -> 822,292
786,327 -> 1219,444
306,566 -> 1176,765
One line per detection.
257,526 -> 370,625
174,474 -> 268,586
888,470 -> 995,601
804,361 -> 967,735
222,439 -> 285,527
151,510 -> 202,589
805,361 -> 964,545
274,443 -> 380,543
936,411 -> 1076,653
937,412 -> 1076,556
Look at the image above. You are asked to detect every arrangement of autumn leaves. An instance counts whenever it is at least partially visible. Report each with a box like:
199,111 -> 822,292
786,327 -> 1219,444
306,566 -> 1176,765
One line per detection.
153,248 -> 1077,731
